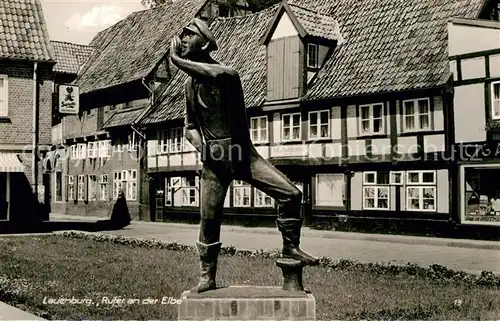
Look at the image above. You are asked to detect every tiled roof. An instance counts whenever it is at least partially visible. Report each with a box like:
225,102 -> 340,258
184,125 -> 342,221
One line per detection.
74,0 -> 207,94
288,3 -> 343,42
141,7 -> 277,125
51,41 -> 93,74
102,105 -> 148,129
141,0 -> 485,125
0,0 -> 55,62
289,0 -> 485,100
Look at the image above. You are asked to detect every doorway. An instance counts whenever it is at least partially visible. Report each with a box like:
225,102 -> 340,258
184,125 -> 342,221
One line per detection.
0,173 -> 9,220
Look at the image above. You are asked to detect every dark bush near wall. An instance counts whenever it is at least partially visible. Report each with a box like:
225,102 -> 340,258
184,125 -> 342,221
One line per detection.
309,216 -> 500,241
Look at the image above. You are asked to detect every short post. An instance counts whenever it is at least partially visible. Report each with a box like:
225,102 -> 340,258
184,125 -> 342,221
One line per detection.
276,258 -> 305,292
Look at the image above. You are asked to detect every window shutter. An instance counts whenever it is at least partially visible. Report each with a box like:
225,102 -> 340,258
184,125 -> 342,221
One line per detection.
283,36 -> 301,99
267,39 -> 285,101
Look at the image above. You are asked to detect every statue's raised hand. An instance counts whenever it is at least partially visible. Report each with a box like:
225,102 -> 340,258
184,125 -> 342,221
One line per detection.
170,36 -> 182,57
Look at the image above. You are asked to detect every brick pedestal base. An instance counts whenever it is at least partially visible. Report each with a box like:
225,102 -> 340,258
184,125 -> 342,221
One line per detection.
178,286 -> 316,321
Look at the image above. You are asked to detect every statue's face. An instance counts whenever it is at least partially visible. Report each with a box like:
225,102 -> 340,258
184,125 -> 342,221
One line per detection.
180,29 -> 207,58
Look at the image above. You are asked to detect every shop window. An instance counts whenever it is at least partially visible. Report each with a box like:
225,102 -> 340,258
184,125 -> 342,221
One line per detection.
86,175 -> 96,201
491,81 -> 500,120
463,166 -> 500,224
250,116 -> 268,143
282,113 -> 301,142
363,171 -> 389,210
54,171 -> 63,202
233,180 -> 251,207
309,110 -> 330,139
315,174 -> 344,207
402,98 -> 431,132
100,174 -> 109,201
254,188 -> 274,207
359,103 -> 384,135
406,170 -> 436,211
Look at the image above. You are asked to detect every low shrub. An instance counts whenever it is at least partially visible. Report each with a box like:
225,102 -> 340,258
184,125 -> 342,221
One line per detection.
59,231 -> 500,288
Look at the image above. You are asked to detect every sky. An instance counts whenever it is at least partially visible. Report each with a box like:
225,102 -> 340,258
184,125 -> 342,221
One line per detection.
40,0 -> 146,45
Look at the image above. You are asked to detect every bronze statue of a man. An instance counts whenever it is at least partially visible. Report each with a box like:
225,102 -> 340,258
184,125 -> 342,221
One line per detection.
170,18 -> 318,293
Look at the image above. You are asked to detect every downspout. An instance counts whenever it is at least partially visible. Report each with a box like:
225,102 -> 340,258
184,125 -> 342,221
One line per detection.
33,62 -> 38,200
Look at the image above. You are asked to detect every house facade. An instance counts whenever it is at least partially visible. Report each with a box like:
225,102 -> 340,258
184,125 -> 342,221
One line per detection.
448,17 -> 500,227
47,0 -> 254,220
0,0 -> 55,222
139,0 -> 499,226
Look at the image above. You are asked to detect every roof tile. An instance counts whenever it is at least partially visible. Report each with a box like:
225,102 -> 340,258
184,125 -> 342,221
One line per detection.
51,41 -> 93,74
74,0 -> 207,94
141,0 -> 485,124
0,0 -> 54,62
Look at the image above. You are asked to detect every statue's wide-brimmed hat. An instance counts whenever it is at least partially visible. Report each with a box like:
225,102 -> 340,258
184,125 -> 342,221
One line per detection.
182,18 -> 218,52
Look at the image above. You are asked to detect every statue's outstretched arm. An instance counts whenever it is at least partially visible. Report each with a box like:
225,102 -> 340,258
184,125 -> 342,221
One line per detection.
170,36 -> 234,81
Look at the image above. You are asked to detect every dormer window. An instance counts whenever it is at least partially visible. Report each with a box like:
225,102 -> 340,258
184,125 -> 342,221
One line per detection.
307,43 -> 319,69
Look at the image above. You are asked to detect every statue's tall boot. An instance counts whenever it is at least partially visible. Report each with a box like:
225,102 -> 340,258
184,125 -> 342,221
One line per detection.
277,218 -> 319,266
192,241 -> 222,293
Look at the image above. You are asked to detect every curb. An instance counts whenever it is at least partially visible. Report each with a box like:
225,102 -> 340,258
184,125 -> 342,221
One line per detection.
49,214 -> 500,251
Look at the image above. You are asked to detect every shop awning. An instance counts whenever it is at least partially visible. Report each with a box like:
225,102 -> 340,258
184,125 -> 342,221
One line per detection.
0,153 -> 24,172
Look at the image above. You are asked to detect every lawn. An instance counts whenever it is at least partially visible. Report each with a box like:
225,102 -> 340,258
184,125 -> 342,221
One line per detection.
0,235 -> 498,320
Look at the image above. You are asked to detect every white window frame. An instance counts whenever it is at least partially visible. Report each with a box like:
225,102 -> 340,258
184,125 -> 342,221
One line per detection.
127,133 -> 138,152
233,180 -> 251,207
77,144 -> 86,160
67,175 -> 75,201
88,174 -> 97,201
71,145 -> 77,159
359,103 -> 385,136
362,171 -> 390,210
307,43 -> 319,68
100,174 -> 109,201
314,173 -> 344,207
158,130 -> 169,154
390,171 -> 404,185
308,110 -> 330,140
169,127 -> 183,153
181,176 -> 199,206
99,140 -> 111,158
402,98 -> 431,132
87,142 -> 96,158
0,75 -> 8,117
126,169 -> 137,201
282,113 -> 301,142
250,116 -> 269,143
113,138 -> 123,153
491,81 -> 500,120
113,171 -> 124,200
254,188 -> 274,207
77,175 -> 85,201
406,170 -> 436,212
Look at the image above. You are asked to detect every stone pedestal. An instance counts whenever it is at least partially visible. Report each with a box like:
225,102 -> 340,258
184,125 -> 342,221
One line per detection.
178,286 -> 316,321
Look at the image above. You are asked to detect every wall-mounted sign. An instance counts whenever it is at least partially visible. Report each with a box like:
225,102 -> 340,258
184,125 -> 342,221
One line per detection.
58,84 -> 79,114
